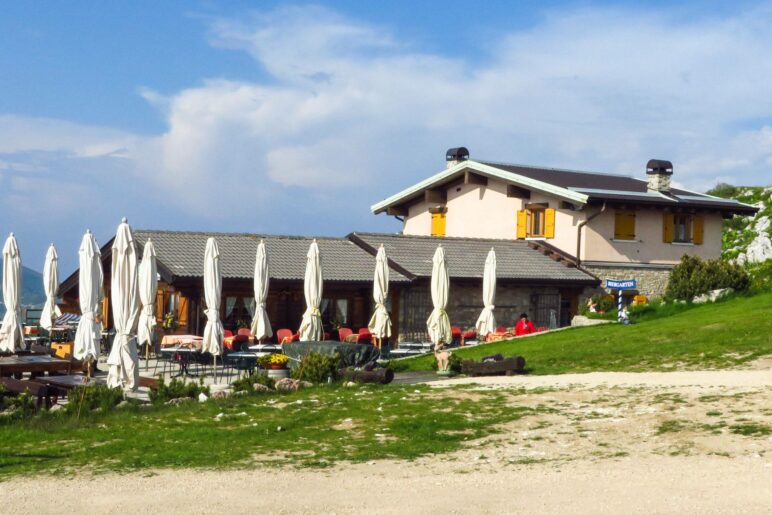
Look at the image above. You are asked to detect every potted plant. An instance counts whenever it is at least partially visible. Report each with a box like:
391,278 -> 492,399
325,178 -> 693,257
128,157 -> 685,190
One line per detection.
259,354 -> 290,379
162,312 -> 176,335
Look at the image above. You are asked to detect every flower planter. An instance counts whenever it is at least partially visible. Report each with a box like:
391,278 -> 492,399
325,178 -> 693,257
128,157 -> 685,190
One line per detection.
267,368 -> 290,380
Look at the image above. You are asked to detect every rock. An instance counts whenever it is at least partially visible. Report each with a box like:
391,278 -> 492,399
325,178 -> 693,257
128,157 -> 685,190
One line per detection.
693,288 -> 734,304
198,392 -> 208,403
299,381 -> 313,389
345,381 -> 357,388
116,400 -> 130,409
252,383 -> 274,393
49,404 -> 63,412
275,378 -> 300,392
166,397 -> 193,406
571,315 -> 613,327
211,390 -> 229,399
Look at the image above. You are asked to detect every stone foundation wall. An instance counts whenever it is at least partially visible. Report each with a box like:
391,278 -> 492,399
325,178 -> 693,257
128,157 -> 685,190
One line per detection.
582,264 -> 673,299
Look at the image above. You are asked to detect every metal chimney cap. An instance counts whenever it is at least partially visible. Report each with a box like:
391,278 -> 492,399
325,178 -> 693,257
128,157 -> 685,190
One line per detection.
646,159 -> 673,175
446,147 -> 470,162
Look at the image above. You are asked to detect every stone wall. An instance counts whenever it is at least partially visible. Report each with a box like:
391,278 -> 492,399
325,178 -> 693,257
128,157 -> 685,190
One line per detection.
397,280 -> 564,342
582,264 -> 673,299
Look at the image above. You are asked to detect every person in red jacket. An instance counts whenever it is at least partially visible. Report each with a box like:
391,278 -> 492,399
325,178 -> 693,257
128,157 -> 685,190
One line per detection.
514,313 -> 536,336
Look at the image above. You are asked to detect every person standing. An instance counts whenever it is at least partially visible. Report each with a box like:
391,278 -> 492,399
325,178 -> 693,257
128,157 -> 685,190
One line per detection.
514,313 -> 536,336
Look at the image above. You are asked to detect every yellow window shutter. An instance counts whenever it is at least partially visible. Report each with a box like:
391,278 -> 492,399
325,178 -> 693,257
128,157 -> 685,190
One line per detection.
177,294 -> 188,327
692,215 -> 704,245
615,210 -> 636,240
545,208 -> 556,239
516,210 -> 527,238
662,213 -> 674,243
431,212 -> 446,237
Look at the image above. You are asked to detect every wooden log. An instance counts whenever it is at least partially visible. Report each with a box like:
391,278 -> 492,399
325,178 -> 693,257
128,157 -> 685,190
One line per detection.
338,368 -> 395,384
461,356 -> 526,377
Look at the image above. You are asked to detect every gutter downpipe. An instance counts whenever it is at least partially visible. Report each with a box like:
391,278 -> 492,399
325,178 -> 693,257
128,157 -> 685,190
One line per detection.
576,202 -> 607,267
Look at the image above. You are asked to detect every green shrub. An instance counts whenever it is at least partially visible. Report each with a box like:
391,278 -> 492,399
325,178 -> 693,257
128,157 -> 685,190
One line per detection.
705,183 -> 739,199
292,352 -> 340,383
64,384 -> 124,416
747,260 -> 772,293
665,255 -> 749,301
148,377 -> 210,405
231,371 -> 275,394
0,390 -> 37,422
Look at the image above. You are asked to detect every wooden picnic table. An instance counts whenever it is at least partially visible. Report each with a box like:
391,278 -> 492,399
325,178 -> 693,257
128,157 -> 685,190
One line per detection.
0,355 -> 80,376
33,374 -> 103,391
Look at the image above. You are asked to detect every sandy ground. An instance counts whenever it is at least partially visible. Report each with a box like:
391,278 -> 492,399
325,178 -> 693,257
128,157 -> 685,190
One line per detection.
2,369 -> 771,514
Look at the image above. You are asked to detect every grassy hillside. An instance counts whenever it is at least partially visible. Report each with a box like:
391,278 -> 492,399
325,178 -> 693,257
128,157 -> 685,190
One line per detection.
393,292 -> 772,375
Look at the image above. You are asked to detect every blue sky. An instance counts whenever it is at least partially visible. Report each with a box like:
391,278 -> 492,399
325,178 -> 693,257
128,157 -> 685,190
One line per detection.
2,1 -> 772,274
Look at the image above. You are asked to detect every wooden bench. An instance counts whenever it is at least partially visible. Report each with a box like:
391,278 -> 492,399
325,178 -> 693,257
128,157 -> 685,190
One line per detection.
461,356 -> 526,376
0,377 -> 57,409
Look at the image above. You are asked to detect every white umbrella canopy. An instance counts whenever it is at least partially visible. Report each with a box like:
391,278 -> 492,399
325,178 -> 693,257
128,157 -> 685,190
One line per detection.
368,244 -> 392,339
137,239 -> 158,351
40,244 -> 62,332
0,233 -> 23,352
426,245 -> 451,348
201,237 -> 224,356
475,248 -> 497,338
107,218 -> 141,391
299,240 -> 323,341
73,230 -> 103,361
250,240 -> 273,341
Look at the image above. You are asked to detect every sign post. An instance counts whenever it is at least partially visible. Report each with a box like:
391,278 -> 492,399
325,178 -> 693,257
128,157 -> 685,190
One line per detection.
605,279 -> 637,323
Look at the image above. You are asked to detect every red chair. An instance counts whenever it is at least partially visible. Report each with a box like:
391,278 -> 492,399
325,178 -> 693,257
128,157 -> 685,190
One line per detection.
338,327 -> 353,341
462,330 -> 477,346
224,329 -> 234,338
323,331 -> 331,341
237,328 -> 251,337
451,326 -> 462,343
356,328 -> 372,344
276,328 -> 295,344
496,326 -> 507,333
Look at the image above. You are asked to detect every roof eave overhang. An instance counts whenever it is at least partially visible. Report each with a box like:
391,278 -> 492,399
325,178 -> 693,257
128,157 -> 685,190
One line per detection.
371,160 -> 589,214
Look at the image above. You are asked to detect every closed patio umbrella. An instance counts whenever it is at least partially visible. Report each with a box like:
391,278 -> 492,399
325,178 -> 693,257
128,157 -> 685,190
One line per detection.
426,245 -> 451,348
475,248 -> 497,339
73,230 -> 103,363
137,239 -> 158,365
107,218 -> 141,391
0,233 -> 23,352
367,244 -> 391,345
40,244 -> 62,332
250,240 -> 273,342
202,237 -> 224,358
299,240 -> 323,341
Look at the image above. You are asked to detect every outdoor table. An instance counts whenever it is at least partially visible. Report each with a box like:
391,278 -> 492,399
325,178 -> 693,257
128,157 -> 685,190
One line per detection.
0,355 -> 75,377
247,343 -> 281,353
224,334 -> 255,349
34,374 -> 103,390
160,334 -> 203,350
159,346 -> 201,377
224,351 -> 258,379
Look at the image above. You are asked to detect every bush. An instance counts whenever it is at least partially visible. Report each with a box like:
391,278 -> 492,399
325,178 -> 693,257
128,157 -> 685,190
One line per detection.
292,352 -> 340,383
747,260 -> 772,293
148,377 -> 210,405
0,390 -> 37,422
63,384 -> 124,416
231,371 -> 276,394
665,255 -> 750,301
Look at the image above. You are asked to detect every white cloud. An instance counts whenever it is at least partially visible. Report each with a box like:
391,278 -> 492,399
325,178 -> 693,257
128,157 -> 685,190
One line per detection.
3,4 -> 772,272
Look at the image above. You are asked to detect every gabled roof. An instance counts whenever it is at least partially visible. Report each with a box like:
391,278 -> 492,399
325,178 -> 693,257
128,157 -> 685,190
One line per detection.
350,232 -> 599,285
372,159 -> 758,215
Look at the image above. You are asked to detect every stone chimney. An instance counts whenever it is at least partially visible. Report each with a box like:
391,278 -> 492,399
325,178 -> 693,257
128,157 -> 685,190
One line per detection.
646,159 -> 673,193
446,147 -> 470,168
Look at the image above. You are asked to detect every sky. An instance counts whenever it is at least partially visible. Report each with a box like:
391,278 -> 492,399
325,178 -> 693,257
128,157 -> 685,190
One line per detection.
2,1 -> 772,275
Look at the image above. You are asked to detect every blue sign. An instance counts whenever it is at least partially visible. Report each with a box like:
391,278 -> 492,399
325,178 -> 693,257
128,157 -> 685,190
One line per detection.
606,278 -> 637,290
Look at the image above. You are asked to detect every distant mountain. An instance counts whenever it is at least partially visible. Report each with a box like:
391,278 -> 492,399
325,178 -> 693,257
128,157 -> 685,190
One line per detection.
0,266 -> 46,317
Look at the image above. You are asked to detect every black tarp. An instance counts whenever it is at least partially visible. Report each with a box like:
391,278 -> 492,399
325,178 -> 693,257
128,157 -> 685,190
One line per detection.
282,341 -> 381,369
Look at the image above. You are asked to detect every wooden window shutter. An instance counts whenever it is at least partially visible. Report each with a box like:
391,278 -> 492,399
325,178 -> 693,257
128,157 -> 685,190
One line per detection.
614,210 -> 636,240
177,294 -> 189,327
662,213 -> 674,243
431,212 -> 446,237
516,210 -> 528,238
692,215 -> 704,245
544,208 -> 556,238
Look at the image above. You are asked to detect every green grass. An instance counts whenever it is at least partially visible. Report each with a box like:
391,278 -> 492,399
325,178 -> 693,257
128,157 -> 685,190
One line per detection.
392,293 -> 772,374
0,384 -> 538,478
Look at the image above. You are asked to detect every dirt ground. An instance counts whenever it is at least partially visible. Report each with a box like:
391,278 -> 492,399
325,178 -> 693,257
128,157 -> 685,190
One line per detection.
2,369 -> 771,514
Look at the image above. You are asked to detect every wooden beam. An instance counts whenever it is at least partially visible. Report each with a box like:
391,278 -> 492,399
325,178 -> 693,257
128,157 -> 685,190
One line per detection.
425,188 -> 447,204
507,185 -> 531,199
387,206 -> 408,217
464,171 -> 488,186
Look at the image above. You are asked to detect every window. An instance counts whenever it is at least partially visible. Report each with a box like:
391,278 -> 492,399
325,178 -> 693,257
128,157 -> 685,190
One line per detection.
430,211 -> 446,237
614,210 -> 636,240
663,213 -> 705,245
517,207 -> 555,239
